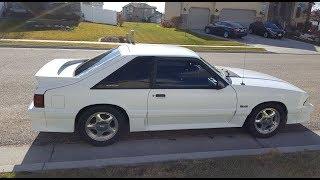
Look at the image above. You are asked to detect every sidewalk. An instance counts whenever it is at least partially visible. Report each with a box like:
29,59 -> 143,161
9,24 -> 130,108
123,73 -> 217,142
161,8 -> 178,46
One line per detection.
1,128 -> 320,173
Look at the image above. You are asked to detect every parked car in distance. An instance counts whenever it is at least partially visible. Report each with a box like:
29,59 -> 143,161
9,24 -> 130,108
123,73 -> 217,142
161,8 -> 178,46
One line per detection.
249,21 -> 286,39
28,44 -> 314,146
205,21 -> 247,38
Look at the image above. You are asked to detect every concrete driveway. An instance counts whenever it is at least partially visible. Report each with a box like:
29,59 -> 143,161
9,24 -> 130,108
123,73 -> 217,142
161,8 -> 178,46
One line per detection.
193,29 -> 320,54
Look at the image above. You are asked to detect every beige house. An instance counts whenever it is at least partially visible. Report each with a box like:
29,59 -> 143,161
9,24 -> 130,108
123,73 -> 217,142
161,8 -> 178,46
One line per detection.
164,2 -> 310,29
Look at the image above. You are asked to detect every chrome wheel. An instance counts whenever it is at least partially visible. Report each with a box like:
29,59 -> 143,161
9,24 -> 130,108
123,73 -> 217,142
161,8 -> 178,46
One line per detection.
254,108 -> 280,135
224,31 -> 229,38
205,28 -> 210,34
85,112 -> 119,142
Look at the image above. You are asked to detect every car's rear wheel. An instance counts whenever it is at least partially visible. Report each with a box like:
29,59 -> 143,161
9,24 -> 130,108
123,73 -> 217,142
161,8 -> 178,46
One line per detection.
245,103 -> 286,138
263,32 -> 269,38
223,31 -> 229,38
76,106 -> 128,146
205,27 -> 211,34
248,28 -> 253,34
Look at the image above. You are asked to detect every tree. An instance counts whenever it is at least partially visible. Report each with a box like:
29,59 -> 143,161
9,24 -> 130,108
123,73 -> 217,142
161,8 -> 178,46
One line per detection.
20,2 -> 47,16
311,9 -> 320,25
304,2 -> 315,32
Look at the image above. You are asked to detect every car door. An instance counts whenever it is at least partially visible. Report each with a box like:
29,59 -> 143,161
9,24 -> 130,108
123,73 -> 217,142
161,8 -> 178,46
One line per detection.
91,56 -> 154,132
147,57 -> 237,131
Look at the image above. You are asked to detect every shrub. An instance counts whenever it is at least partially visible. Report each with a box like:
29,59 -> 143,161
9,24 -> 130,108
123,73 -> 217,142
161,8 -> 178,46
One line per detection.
100,36 -> 127,43
170,16 -> 182,28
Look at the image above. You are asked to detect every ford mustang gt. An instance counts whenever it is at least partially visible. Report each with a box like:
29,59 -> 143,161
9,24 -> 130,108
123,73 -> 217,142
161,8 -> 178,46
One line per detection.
28,44 -> 314,146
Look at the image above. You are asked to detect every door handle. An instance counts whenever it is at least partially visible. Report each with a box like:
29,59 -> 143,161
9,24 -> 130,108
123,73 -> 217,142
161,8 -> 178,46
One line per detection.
153,94 -> 165,98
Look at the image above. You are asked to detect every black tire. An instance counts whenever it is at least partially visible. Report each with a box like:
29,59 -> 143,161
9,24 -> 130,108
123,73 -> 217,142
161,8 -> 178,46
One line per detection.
245,103 -> 286,138
263,32 -> 269,38
248,28 -> 253,34
76,106 -> 128,146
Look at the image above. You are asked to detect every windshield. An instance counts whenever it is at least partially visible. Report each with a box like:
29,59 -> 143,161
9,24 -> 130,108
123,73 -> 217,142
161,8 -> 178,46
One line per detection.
227,22 -> 244,28
199,57 -> 227,80
74,48 -> 120,76
265,22 -> 280,29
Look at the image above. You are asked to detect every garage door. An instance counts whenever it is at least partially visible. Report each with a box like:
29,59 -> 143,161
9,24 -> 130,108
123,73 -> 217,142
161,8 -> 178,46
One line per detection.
219,9 -> 256,28
188,8 -> 210,30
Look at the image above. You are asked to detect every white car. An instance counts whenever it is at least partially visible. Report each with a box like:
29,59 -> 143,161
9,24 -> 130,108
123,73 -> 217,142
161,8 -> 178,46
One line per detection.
28,44 -> 314,146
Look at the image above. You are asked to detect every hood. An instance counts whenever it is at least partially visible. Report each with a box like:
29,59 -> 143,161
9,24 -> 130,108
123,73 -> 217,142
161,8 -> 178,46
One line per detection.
35,58 -> 87,90
217,66 -> 284,82
217,66 -> 305,93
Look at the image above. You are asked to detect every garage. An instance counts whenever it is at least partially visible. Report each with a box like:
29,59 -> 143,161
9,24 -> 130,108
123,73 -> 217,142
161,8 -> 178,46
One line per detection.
219,9 -> 256,28
188,7 -> 210,30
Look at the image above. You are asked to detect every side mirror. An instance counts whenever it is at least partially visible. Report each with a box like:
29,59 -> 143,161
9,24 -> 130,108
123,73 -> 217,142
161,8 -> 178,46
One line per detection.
208,77 -> 225,89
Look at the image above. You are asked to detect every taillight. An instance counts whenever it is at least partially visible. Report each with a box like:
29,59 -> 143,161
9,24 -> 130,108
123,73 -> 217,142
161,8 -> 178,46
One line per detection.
34,94 -> 44,108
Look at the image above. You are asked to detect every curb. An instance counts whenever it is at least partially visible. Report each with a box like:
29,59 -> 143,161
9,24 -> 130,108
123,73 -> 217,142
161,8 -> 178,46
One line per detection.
1,144 -> 320,173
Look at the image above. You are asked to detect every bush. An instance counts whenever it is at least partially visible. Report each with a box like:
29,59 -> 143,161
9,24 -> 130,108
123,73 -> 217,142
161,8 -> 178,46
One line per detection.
160,19 -> 173,28
170,16 -> 182,28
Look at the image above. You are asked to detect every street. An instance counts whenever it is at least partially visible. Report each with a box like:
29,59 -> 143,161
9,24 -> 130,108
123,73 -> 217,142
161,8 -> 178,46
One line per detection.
0,47 -> 319,146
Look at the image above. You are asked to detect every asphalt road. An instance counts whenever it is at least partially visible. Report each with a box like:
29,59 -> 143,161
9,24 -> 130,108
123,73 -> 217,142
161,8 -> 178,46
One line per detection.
0,47 -> 319,146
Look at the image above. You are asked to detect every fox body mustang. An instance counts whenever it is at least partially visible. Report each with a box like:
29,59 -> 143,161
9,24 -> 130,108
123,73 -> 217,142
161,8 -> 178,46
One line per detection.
28,44 -> 314,146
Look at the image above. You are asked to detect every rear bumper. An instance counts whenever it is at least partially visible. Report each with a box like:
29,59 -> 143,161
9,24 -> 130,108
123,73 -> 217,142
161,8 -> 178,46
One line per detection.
27,102 -> 47,131
287,102 -> 314,124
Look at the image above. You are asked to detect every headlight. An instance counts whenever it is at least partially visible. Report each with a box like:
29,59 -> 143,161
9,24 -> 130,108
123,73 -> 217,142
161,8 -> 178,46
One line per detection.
304,97 -> 310,106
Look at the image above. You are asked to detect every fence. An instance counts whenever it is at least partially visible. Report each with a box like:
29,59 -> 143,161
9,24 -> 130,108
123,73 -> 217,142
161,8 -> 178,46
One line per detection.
80,4 -> 117,25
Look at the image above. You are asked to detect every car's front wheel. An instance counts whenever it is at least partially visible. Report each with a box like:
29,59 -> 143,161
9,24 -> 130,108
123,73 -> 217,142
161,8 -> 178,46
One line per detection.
245,103 -> 286,138
223,31 -> 229,38
205,27 -> 211,34
76,106 -> 128,146
263,32 -> 269,38
248,28 -> 253,34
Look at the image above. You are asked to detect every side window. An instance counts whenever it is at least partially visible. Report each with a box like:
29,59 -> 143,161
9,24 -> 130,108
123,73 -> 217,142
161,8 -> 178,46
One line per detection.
155,58 -> 218,89
92,57 -> 153,89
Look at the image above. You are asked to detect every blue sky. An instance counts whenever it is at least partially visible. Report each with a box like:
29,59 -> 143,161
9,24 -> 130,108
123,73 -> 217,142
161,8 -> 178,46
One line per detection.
312,2 -> 320,11
103,2 -> 165,13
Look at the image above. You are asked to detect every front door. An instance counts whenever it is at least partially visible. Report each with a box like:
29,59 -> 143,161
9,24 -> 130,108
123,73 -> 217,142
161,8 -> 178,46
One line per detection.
147,57 -> 237,131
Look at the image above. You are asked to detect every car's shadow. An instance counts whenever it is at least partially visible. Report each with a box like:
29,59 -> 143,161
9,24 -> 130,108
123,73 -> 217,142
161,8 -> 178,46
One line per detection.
30,124 -> 313,146
12,124 -> 320,172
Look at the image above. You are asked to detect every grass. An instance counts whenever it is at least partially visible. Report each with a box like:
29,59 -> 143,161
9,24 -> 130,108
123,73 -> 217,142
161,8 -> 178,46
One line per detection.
2,150 -> 320,178
0,19 -> 245,46
0,40 -> 266,53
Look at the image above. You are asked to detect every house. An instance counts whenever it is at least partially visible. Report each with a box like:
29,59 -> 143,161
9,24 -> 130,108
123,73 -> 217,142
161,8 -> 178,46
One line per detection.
149,11 -> 163,23
164,2 -> 311,29
122,2 -> 157,22
2,2 -> 82,18
80,2 -> 117,25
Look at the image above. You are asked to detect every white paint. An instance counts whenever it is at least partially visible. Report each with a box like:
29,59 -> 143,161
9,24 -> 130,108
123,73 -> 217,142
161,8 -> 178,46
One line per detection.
81,3 -> 117,25
28,44 -> 314,134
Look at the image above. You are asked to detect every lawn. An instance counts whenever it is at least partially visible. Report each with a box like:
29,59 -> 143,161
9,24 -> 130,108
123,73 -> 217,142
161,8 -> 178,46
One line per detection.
0,19 -> 244,46
2,150 -> 320,178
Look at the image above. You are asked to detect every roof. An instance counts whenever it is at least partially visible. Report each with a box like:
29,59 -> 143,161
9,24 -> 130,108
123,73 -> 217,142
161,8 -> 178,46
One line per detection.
118,44 -> 200,58
123,2 -> 156,9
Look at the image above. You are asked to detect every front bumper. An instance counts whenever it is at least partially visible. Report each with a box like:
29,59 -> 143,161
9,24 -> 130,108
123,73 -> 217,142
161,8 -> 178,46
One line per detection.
287,102 -> 314,124
27,102 -> 47,131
